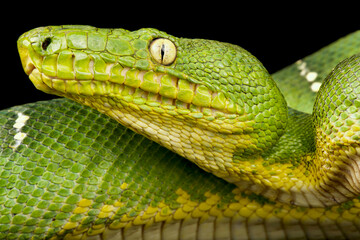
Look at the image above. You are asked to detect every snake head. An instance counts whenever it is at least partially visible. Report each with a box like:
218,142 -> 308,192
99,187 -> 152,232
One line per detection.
18,26 -> 288,185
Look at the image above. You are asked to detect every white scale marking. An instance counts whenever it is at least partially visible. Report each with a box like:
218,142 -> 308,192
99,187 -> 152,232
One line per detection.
310,82 -> 322,92
296,60 -> 321,92
10,112 -> 30,149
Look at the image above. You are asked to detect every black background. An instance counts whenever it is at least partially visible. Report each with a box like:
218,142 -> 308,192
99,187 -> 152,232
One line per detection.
4,6 -> 359,110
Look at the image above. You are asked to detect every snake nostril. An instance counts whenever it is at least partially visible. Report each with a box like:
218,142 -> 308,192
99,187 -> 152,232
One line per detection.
42,37 -> 52,50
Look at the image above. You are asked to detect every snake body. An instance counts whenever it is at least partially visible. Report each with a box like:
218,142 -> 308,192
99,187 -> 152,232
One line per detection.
4,25 -> 359,239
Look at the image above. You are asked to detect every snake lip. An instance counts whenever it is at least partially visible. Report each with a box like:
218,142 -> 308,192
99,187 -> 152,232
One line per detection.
24,59 -> 35,75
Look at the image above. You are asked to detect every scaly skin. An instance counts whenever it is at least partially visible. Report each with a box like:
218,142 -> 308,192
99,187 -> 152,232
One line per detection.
5,25 -> 359,239
273,31 -> 360,113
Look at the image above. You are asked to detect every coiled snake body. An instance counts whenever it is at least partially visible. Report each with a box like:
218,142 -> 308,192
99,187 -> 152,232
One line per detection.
3,25 -> 359,239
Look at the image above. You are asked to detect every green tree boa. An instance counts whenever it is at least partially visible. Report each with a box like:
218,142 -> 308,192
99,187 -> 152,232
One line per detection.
2,25 -> 359,239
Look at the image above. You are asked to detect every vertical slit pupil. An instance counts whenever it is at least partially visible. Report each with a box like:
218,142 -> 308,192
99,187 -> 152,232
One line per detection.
161,44 -> 165,62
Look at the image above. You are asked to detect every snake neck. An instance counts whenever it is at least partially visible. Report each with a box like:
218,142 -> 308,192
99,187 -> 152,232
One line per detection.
74,95 -> 360,208
231,107 -> 360,208
230,108 -> 317,206
230,108 -> 360,208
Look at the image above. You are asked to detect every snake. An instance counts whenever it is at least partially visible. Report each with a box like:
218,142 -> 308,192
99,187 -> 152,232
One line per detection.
2,25 -> 358,239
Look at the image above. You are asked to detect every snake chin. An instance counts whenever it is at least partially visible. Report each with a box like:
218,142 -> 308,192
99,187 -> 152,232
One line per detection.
23,59 -> 35,76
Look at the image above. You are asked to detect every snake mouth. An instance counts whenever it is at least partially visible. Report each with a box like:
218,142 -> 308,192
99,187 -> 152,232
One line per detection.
19,52 -> 36,76
33,65 -> 244,119
19,53 -> 57,95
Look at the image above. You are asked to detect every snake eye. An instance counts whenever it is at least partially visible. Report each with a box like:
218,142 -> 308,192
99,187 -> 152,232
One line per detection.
149,38 -> 177,65
42,37 -> 52,50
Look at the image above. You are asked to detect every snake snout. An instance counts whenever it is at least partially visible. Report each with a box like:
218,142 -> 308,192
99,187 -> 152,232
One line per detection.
17,36 -> 33,75
17,28 -> 61,95
17,27 -> 49,75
